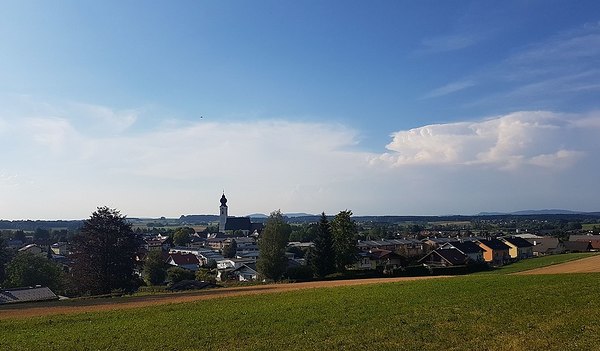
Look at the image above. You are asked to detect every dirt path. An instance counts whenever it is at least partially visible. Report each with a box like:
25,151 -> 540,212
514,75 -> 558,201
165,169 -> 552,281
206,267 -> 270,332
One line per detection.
516,254 -> 600,275
0,276 -> 449,320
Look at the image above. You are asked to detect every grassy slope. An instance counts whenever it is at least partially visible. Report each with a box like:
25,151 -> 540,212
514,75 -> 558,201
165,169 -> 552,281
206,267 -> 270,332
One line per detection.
478,252 -> 596,275
2,273 -> 600,351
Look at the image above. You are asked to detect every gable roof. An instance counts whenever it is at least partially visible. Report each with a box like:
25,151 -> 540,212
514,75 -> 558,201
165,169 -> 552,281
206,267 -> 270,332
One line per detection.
501,236 -> 534,248
419,248 -> 468,265
563,241 -> 593,251
443,241 -> 484,254
478,239 -> 511,251
0,286 -> 58,304
225,217 -> 252,231
167,252 -> 200,265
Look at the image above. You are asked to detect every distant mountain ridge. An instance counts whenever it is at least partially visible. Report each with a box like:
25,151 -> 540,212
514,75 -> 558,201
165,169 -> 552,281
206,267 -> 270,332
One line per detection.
477,209 -> 591,216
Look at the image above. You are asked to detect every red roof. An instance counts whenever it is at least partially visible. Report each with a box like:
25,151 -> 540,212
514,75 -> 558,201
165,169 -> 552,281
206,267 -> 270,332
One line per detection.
167,252 -> 199,265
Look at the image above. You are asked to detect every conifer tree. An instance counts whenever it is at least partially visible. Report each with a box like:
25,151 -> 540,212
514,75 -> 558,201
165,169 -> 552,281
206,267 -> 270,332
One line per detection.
311,212 -> 335,278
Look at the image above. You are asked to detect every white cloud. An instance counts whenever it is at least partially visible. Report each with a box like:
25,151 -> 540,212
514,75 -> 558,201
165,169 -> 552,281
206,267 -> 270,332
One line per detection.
2,97 -> 599,218
375,111 -> 598,170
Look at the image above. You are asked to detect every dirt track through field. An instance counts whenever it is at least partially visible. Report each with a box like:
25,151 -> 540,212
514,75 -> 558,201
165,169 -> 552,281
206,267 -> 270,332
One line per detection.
0,276 -> 449,320
516,254 -> 600,275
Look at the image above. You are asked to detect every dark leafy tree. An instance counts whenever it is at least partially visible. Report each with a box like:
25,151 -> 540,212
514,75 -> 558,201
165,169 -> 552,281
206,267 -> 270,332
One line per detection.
142,250 -> 167,286
172,227 -> 194,246
312,212 -> 335,278
222,239 -> 237,258
332,210 -> 358,272
195,268 -> 216,283
4,252 -> 63,291
167,266 -> 195,284
0,237 -> 13,284
71,207 -> 141,295
257,210 -> 291,281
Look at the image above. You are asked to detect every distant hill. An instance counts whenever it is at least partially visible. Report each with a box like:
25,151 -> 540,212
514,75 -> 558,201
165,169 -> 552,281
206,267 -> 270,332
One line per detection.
477,209 -> 590,216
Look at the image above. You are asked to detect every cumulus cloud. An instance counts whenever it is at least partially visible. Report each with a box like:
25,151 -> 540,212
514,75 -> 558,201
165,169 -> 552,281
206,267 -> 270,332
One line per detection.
375,111 -> 597,170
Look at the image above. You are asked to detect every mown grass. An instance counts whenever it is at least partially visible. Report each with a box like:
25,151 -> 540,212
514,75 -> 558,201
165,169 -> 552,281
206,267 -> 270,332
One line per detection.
2,273 -> 600,351
477,252 -> 597,275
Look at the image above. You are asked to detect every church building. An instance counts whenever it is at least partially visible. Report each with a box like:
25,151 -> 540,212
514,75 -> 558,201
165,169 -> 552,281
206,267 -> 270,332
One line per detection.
218,193 -> 262,235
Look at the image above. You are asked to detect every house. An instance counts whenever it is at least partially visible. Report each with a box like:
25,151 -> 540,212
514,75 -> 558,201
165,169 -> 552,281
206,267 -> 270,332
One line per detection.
563,241 -> 593,253
418,248 -> 469,267
0,286 -> 59,304
169,247 -> 224,266
439,241 -> 484,262
526,237 -> 564,256
476,239 -> 511,266
422,237 -> 458,251
50,242 -> 70,255
143,237 -> 170,251
166,252 -> 200,271
500,236 -> 534,260
232,263 -> 259,282
367,249 -> 405,269
218,193 -> 263,235
351,252 -> 377,270
357,239 -> 423,257
18,244 -> 45,256
568,235 -> 600,250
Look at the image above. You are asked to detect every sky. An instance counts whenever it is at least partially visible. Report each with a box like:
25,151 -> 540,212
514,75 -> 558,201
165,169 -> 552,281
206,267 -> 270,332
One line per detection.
1,0 -> 600,219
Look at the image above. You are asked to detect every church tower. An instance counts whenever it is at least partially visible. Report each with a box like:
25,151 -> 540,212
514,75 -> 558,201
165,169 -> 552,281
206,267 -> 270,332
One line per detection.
219,193 -> 228,233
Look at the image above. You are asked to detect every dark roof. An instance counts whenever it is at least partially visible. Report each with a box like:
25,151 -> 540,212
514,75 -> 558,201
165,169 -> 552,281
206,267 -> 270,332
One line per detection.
436,249 -> 468,265
478,239 -> 511,251
563,241 -> 593,252
225,217 -> 252,231
0,287 -> 58,304
250,222 -> 264,233
447,241 -> 484,254
502,236 -> 534,248
419,248 -> 468,266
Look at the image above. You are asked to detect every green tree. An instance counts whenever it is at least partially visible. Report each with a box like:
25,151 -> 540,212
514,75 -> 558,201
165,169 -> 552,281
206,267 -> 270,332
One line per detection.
167,266 -> 195,284
4,252 -> 63,291
142,250 -> 167,286
172,227 -> 194,246
332,210 -> 358,272
311,212 -> 335,278
222,239 -> 237,258
257,210 -> 291,281
71,207 -> 141,295
0,238 -> 13,284
195,268 -> 216,283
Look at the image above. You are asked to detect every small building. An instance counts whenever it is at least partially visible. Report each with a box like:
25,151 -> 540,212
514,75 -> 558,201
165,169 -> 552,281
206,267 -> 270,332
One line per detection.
418,248 -> 469,267
18,244 -> 45,256
563,241 -> 593,253
439,241 -> 484,262
568,235 -> 600,250
476,239 -> 511,266
232,263 -> 259,282
526,237 -> 564,256
0,286 -> 59,304
51,242 -> 70,256
166,252 -> 200,271
499,236 -> 534,260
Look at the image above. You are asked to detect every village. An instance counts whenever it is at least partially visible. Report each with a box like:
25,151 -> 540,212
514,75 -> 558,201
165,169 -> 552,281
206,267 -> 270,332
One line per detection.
2,193 -> 600,305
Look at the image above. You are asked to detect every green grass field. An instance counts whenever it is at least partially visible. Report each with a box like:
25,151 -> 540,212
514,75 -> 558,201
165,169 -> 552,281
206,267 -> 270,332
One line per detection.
478,252 -> 596,275
1,255 -> 599,351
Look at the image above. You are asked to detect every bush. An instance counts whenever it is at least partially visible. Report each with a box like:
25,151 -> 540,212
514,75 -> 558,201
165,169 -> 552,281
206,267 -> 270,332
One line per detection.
286,265 -> 314,281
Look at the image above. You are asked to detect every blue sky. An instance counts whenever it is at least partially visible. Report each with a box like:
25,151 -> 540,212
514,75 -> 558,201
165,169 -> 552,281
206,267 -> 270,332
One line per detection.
1,1 -> 600,219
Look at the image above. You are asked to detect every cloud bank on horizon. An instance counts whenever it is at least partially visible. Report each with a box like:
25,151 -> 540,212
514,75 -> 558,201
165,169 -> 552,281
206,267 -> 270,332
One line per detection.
1,99 -> 599,219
